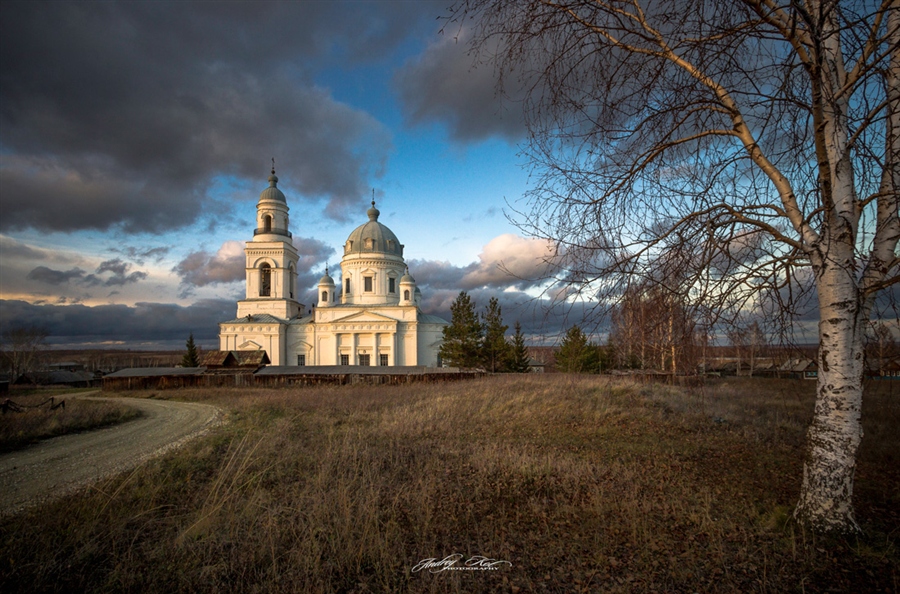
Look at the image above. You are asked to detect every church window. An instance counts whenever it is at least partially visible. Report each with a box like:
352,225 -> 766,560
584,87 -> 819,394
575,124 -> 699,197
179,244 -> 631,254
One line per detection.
389,278 -> 396,293
364,276 -> 373,292
289,264 -> 295,299
321,290 -> 328,302
346,241 -> 353,251
263,214 -> 272,233
359,354 -> 370,366
380,354 -> 389,366
404,289 -> 410,301
259,263 -> 271,297
345,278 -> 350,294
340,354 -> 349,366
365,238 -> 374,250
297,354 -> 305,366
387,240 -> 394,251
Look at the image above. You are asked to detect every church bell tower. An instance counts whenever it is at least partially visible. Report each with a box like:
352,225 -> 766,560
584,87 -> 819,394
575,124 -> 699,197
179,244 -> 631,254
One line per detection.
235,164 -> 302,320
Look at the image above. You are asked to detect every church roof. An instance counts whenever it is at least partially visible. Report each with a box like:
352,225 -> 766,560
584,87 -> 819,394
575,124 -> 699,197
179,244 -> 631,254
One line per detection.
418,312 -> 449,325
344,200 -> 403,257
221,313 -> 286,324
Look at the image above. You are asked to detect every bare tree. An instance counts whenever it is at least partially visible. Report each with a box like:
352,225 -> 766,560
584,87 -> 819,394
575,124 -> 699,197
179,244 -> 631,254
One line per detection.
453,0 -> 899,533
1,326 -> 49,383
610,281 -> 699,373
866,321 -> 899,374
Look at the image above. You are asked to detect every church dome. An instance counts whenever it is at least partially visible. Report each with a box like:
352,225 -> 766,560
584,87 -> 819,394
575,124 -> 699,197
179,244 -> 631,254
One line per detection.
259,171 -> 286,203
318,265 -> 334,286
400,269 -> 415,284
344,201 -> 403,257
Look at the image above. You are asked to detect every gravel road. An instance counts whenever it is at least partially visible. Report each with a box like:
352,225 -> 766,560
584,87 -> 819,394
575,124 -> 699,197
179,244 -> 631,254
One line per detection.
0,393 -> 223,514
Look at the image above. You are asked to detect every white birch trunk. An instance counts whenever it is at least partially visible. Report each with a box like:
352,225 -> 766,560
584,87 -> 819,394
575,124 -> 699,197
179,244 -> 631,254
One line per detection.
795,257 -> 867,532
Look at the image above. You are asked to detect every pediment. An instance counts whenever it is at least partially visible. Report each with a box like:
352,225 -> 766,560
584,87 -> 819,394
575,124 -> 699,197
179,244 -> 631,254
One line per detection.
238,340 -> 263,350
330,310 -> 399,325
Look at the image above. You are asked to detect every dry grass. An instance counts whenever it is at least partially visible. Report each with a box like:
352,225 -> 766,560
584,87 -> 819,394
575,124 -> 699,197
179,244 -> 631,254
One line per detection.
0,392 -> 143,452
0,376 -> 896,593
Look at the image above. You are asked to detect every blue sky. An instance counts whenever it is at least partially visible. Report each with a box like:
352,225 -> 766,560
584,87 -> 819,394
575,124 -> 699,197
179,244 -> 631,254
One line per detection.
0,1 -> 562,349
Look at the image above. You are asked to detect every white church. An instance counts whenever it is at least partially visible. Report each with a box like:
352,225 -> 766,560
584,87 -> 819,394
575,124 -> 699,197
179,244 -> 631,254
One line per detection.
218,168 -> 448,367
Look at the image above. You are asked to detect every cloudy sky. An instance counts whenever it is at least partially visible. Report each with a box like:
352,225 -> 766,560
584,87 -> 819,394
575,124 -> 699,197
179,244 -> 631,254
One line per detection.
0,0 -> 577,349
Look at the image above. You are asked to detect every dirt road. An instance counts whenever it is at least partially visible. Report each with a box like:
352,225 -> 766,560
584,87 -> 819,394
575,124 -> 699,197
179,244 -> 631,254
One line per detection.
0,393 -> 223,514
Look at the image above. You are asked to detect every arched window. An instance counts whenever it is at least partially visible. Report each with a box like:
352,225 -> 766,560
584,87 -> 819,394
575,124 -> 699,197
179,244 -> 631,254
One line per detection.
288,264 -> 295,299
345,278 -> 351,294
259,263 -> 271,296
263,214 -> 272,233
321,290 -> 328,303
404,289 -> 410,301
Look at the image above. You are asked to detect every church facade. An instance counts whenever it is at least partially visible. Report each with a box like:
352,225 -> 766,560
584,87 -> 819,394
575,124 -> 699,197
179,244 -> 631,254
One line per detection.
218,169 -> 448,367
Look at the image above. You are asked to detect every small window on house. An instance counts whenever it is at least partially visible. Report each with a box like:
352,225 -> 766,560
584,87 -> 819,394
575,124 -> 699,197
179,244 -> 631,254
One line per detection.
389,278 -> 395,293
259,263 -> 271,297
359,354 -> 370,366
364,276 -> 373,292
321,290 -> 328,302
380,354 -> 389,366
404,289 -> 410,301
340,354 -> 349,366
297,354 -> 306,366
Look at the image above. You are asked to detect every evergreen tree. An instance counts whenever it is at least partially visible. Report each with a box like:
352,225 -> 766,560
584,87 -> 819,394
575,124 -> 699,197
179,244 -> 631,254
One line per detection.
509,321 -> 531,373
182,332 -> 201,367
438,291 -> 483,368
555,325 -> 593,373
481,296 -> 511,372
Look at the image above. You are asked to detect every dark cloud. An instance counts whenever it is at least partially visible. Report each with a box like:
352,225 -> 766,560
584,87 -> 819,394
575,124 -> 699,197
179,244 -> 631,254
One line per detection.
0,2 -> 440,233
0,298 -> 234,348
0,236 -> 59,260
395,33 -> 528,142
117,246 -> 170,265
26,266 -> 86,285
294,237 -> 337,293
174,241 -> 246,288
27,259 -> 147,288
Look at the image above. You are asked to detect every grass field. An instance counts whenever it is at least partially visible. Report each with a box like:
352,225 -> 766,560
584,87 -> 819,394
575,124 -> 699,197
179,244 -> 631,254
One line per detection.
0,376 -> 896,593
0,390 -> 142,452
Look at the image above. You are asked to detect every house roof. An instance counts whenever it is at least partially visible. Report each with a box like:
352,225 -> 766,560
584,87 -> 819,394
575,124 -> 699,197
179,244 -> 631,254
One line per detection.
104,367 -> 207,378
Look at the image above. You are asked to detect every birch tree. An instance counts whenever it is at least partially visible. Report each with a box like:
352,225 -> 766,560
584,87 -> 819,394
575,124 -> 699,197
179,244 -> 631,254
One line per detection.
452,0 -> 899,533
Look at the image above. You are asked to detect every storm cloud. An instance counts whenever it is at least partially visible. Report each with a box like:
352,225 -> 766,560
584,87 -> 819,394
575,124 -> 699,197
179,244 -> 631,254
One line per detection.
395,32 -> 529,142
27,259 -> 148,288
0,2 -> 440,233
0,298 -> 234,348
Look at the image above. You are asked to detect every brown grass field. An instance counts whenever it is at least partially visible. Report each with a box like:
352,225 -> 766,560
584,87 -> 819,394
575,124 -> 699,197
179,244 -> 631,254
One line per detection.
0,376 -> 897,593
0,390 -> 142,452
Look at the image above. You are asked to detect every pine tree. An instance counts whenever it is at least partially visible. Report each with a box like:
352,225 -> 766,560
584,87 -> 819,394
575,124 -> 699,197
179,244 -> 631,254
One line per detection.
438,291 -> 483,369
509,321 -> 531,373
555,325 -> 592,373
182,332 -> 201,367
481,297 -> 511,372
